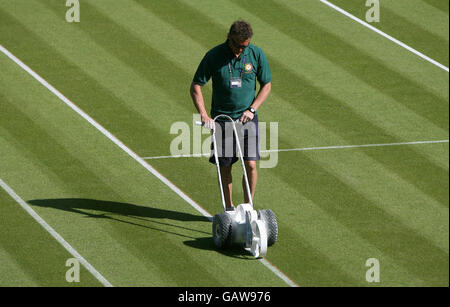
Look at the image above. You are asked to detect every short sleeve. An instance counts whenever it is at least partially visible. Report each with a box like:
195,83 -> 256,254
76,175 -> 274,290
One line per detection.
193,52 -> 211,86
256,49 -> 272,85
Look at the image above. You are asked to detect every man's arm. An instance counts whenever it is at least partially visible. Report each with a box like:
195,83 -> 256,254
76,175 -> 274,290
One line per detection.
251,82 -> 271,110
190,82 -> 213,125
240,82 -> 271,123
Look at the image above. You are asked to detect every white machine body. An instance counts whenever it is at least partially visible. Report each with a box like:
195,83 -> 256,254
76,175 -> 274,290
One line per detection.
225,203 -> 268,258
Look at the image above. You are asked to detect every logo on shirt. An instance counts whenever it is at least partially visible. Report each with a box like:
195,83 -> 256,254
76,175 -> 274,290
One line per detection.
244,63 -> 253,73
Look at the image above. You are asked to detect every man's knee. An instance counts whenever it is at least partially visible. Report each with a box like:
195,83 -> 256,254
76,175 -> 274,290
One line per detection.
245,160 -> 257,172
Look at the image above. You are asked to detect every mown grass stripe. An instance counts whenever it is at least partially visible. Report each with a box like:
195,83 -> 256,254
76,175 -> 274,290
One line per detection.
327,0 -> 449,66
0,7 -> 263,286
0,42 -> 213,220
0,88 -> 181,285
270,146 -> 448,284
181,0 -> 447,142
319,0 -> 449,72
132,0 -> 449,284
234,0 -> 448,131
257,172 -> 428,286
306,147 -> 448,249
151,122 -> 449,285
380,0 -> 448,41
0,3 -> 193,157
41,0 -> 194,113
225,0 -> 448,206
2,0 -> 446,288
0,188 -> 104,286
0,178 -> 113,287
32,0 -> 208,156
0,52 -> 235,286
0,39 -> 223,284
421,0 -> 449,15
0,41 -> 297,287
149,149 -> 435,286
177,0 -> 447,206
0,248 -> 37,286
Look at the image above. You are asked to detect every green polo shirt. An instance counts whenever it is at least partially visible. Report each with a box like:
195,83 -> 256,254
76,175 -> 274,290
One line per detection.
193,40 -> 272,120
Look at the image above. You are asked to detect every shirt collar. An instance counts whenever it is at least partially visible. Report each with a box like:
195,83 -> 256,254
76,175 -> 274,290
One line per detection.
225,39 -> 250,59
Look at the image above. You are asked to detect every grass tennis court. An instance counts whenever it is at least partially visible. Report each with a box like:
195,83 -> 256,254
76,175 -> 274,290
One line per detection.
0,0 -> 448,287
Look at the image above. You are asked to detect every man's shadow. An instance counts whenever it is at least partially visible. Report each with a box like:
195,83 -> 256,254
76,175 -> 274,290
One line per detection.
29,198 -> 254,259
28,198 -> 210,237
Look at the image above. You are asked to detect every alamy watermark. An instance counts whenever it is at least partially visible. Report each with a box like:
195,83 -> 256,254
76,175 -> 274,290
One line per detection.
365,258 -> 380,283
65,258 -> 80,283
66,0 -> 80,23
365,0 -> 380,23
169,114 -> 279,168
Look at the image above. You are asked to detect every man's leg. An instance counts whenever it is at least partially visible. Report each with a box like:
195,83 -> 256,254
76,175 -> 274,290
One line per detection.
220,165 -> 234,209
242,160 -> 257,203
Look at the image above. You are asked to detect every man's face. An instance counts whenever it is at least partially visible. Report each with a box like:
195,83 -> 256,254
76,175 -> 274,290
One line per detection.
228,35 -> 251,55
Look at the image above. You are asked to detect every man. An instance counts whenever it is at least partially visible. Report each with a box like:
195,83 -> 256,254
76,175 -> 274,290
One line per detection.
190,20 -> 272,210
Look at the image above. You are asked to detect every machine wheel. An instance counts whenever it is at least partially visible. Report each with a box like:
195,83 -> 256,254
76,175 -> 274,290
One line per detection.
258,209 -> 278,246
212,213 -> 232,248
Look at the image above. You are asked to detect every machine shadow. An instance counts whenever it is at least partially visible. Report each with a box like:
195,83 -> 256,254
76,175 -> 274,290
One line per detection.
183,237 -> 255,260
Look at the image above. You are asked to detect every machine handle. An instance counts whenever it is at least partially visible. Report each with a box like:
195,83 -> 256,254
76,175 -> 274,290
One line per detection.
194,114 -> 254,209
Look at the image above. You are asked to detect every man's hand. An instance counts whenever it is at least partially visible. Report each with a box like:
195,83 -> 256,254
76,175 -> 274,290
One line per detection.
202,114 -> 215,130
240,110 -> 254,124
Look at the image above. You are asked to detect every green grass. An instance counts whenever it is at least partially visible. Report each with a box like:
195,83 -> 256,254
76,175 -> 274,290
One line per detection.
0,188 -> 102,286
0,0 -> 448,286
330,0 -> 449,67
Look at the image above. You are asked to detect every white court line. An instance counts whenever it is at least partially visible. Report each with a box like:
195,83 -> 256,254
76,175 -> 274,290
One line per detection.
141,140 -> 449,160
267,140 -> 450,153
0,44 -> 210,220
0,178 -> 113,287
319,0 -> 450,72
0,45 -> 298,287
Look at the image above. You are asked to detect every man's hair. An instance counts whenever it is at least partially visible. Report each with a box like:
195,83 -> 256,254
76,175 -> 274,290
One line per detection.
229,20 -> 253,41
